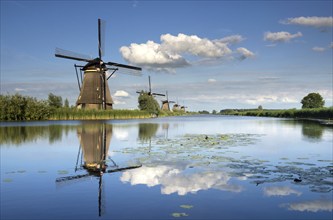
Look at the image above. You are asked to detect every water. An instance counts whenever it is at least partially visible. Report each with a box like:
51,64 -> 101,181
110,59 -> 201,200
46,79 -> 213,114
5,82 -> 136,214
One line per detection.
1,115 -> 332,219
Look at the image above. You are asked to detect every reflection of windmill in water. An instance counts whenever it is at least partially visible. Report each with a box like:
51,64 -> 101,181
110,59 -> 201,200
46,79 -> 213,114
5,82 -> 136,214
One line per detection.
161,91 -> 175,111
137,75 -> 165,98
55,18 -> 142,110
56,123 -> 141,217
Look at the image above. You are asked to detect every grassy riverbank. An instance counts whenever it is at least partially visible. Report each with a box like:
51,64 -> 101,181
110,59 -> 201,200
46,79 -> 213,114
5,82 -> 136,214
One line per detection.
220,107 -> 333,120
49,108 -> 152,120
49,108 -> 193,120
0,93 -> 191,121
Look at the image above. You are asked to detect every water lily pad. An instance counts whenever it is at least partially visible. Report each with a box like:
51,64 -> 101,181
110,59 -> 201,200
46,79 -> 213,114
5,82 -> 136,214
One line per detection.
38,170 -> 47,173
172,212 -> 188,218
57,170 -> 68,175
3,178 -> 13,183
180,205 -> 193,209
318,159 -> 333,163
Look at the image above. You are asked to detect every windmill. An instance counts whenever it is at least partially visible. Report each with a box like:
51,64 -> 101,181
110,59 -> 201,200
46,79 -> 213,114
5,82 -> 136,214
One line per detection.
55,19 -> 142,110
136,76 -> 165,98
56,123 -> 141,216
161,91 -> 175,111
172,98 -> 181,111
180,101 -> 188,112
180,105 -> 188,112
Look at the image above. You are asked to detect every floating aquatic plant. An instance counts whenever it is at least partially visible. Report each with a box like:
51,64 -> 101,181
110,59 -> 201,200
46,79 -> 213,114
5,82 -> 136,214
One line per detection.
57,170 -> 69,175
38,170 -> 47,173
172,212 -> 188,218
3,178 -> 13,183
117,133 -> 332,194
180,205 -> 193,209
17,170 -> 26,173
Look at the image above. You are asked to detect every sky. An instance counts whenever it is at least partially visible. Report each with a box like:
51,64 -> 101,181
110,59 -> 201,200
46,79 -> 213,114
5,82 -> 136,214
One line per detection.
1,0 -> 332,112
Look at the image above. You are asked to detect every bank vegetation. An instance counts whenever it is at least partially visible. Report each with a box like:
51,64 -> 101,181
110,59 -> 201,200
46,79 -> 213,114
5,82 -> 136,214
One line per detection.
0,93 -> 191,121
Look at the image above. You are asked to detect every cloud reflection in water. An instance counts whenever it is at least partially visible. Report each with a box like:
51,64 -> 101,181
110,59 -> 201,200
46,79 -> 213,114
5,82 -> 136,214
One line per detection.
121,165 -> 242,195
283,200 -> 333,212
263,186 -> 302,197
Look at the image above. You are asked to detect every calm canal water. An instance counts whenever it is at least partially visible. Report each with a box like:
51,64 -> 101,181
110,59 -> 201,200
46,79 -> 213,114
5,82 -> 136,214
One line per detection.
1,115 -> 332,219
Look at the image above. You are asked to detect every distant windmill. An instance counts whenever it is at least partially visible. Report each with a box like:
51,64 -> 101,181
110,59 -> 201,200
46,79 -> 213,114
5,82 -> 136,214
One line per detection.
180,101 -> 188,112
55,18 -> 142,110
137,75 -> 165,98
161,91 -> 175,111
172,98 -> 181,111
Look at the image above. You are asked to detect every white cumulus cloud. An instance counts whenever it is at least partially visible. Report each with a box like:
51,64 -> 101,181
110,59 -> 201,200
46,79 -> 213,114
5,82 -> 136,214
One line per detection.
208,78 -> 217,83
236,47 -> 255,60
264,31 -> 303,42
312,47 -> 326,52
14,88 -> 27,92
217,35 -> 245,44
160,33 -> 232,58
120,40 -> 189,69
281,16 -> 333,27
120,33 -> 253,71
114,90 -> 129,97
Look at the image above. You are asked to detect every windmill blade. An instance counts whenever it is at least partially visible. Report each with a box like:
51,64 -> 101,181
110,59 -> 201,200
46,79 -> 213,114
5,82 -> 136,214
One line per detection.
56,173 -> 91,183
55,48 -> 92,62
152,93 -> 166,97
148,76 -> 152,94
105,164 -> 142,173
98,18 -> 106,59
106,62 -> 142,71
106,65 -> 142,77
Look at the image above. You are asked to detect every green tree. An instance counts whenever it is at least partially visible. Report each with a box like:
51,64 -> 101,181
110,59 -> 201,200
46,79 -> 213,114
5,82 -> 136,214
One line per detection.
198,110 -> 210,114
48,93 -> 62,108
301,93 -> 325,109
212,110 -> 217,114
64,98 -> 69,108
0,94 -> 53,121
138,91 -> 160,116
258,105 -> 263,111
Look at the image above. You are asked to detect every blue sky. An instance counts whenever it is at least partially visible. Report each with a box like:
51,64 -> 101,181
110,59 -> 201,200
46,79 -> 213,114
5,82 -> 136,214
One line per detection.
1,0 -> 332,111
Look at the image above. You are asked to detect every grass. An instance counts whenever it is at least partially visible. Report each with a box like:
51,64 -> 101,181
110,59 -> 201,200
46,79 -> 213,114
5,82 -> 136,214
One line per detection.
220,107 -> 333,120
49,108 -> 193,120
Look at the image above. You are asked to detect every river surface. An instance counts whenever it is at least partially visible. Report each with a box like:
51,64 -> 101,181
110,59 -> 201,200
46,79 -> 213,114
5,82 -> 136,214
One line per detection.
1,115 -> 332,219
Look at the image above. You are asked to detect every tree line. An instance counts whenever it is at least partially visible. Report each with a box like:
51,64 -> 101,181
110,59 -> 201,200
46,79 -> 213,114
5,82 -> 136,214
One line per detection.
0,92 -> 185,121
0,93 -> 69,121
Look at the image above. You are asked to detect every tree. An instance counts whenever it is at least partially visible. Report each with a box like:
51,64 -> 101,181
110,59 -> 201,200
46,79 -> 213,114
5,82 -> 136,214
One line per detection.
212,110 -> 217,114
138,92 -> 160,116
0,94 -> 53,121
258,105 -> 263,111
48,93 -> 62,108
198,110 -> 210,114
301,93 -> 325,109
64,98 -> 69,108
